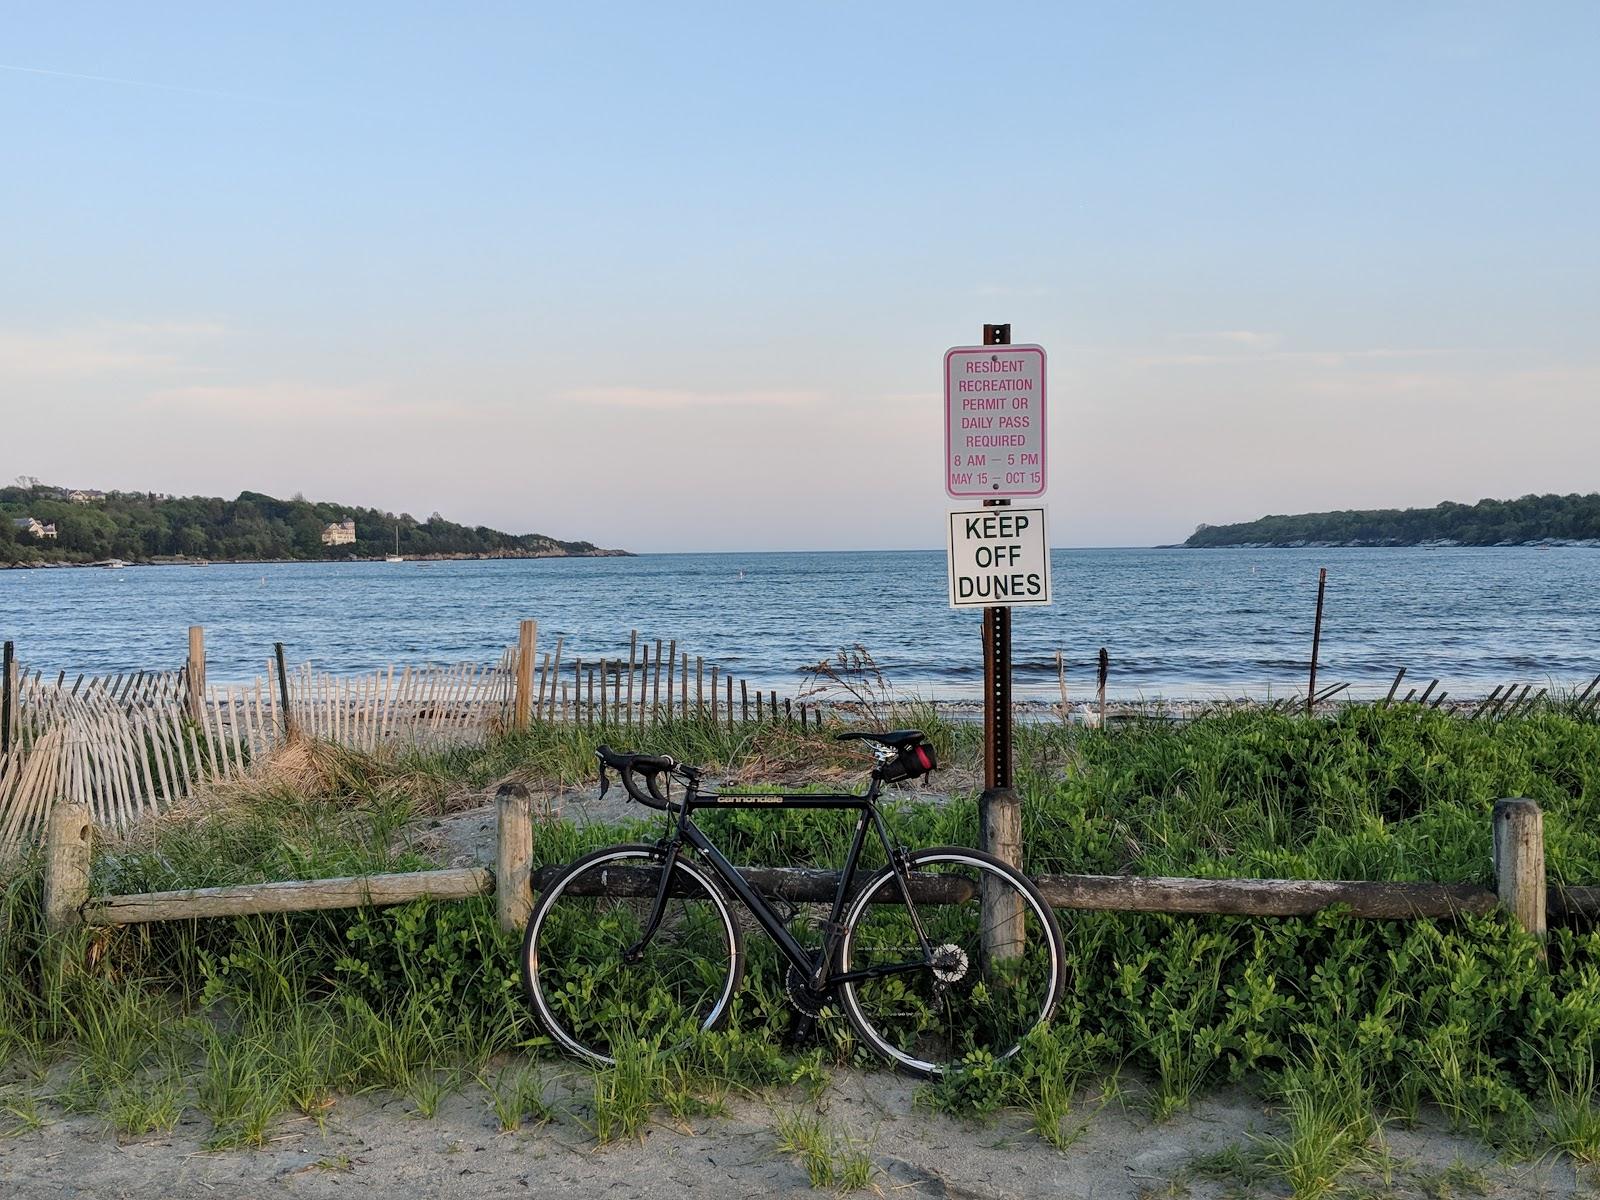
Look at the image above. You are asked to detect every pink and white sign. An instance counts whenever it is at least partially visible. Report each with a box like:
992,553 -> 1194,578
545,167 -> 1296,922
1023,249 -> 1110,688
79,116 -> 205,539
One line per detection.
944,344 -> 1047,499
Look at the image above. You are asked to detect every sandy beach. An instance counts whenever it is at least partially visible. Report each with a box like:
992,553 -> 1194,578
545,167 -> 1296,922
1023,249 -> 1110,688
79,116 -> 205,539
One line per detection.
3,1071 -> 1581,1200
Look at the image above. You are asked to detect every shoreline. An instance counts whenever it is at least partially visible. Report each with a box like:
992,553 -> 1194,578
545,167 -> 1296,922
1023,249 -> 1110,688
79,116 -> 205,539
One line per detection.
1179,539 -> 1600,549
0,549 -> 631,570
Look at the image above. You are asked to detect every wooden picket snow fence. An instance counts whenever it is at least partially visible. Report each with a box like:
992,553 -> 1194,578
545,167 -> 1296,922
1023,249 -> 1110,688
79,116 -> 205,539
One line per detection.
276,656 -> 518,751
0,671 -> 205,843
0,623 -> 808,847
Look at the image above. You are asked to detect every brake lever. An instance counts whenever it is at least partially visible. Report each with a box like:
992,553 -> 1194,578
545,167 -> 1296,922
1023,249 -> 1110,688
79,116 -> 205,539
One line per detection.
597,759 -> 611,799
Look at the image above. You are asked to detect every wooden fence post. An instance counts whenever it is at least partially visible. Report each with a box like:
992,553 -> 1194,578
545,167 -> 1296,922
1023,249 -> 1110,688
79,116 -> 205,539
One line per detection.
1096,648 -> 1109,727
626,632 -> 638,726
496,782 -> 533,933
652,639 -> 664,721
44,799 -> 93,932
186,625 -> 206,724
274,642 -> 295,742
1306,568 -> 1326,717
513,620 -> 537,731
1,639 -> 13,758
546,636 -> 564,722
980,787 -> 1025,961
1493,798 -> 1546,947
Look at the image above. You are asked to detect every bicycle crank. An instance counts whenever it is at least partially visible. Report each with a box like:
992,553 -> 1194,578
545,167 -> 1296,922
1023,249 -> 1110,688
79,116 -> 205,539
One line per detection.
784,963 -> 835,1018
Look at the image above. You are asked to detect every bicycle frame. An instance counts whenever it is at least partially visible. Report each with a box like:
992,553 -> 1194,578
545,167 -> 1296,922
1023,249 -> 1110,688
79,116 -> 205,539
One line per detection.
627,775 -> 939,994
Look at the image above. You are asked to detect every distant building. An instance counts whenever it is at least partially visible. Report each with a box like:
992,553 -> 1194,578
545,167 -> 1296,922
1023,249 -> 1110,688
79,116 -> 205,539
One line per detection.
321,518 -> 357,546
11,517 -> 58,539
67,489 -> 105,504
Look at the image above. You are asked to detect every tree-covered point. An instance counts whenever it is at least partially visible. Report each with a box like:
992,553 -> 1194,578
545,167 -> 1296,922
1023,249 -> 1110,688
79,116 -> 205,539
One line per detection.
0,481 -> 624,565
1184,492 -> 1600,548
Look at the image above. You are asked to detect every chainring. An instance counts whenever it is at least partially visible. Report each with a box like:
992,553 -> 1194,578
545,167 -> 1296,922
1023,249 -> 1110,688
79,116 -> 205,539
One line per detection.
784,963 -> 834,1018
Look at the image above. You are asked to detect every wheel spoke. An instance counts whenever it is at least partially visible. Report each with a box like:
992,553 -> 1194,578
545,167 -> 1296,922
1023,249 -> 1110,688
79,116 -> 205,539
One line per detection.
523,848 -> 741,1065
839,851 -> 1063,1077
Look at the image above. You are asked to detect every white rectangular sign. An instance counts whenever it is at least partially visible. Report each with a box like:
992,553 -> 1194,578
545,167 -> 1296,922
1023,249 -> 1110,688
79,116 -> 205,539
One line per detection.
947,506 -> 1052,608
945,344 -> 1047,498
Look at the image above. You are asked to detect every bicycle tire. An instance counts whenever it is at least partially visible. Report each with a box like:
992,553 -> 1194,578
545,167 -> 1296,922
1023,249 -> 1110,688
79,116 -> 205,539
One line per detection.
521,843 -> 745,1066
837,846 -> 1065,1077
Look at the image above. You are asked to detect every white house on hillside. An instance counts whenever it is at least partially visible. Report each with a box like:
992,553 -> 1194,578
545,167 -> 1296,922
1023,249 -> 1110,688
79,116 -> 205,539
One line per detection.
10,517 -> 58,539
320,518 -> 357,546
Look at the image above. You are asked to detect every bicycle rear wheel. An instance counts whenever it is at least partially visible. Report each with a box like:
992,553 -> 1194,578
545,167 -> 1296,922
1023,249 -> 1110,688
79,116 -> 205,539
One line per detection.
837,846 -> 1064,1077
521,844 -> 744,1066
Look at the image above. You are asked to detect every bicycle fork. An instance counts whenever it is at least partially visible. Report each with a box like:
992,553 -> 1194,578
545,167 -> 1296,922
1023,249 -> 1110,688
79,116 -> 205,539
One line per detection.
622,840 -> 682,964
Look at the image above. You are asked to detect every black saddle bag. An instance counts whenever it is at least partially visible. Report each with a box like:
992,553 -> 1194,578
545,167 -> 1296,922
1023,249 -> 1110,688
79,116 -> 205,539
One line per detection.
879,739 -> 937,783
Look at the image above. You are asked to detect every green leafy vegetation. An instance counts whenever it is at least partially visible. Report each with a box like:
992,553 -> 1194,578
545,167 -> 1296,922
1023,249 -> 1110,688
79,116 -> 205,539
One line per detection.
0,480 -> 618,564
0,703 -> 1597,1187
1184,491 -> 1600,547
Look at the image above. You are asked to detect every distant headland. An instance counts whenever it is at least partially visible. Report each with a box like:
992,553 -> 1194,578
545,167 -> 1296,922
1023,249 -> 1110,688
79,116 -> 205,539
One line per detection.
0,480 -> 628,566
1182,492 -> 1600,549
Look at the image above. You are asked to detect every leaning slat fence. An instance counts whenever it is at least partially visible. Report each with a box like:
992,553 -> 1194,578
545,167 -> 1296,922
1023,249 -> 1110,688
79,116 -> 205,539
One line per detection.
0,623 -> 821,845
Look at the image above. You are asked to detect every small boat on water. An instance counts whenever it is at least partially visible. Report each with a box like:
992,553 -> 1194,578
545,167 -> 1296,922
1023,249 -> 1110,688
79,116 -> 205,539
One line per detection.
102,559 -> 126,570
385,528 -> 404,563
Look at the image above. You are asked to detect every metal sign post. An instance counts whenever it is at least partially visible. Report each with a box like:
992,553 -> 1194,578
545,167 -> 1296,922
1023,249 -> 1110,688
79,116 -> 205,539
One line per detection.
980,322 -> 1014,792
978,323 -> 1022,959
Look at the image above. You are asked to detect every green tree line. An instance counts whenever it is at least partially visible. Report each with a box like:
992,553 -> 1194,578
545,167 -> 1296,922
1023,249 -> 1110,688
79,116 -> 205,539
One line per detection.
0,483 -> 617,565
1184,492 -> 1600,548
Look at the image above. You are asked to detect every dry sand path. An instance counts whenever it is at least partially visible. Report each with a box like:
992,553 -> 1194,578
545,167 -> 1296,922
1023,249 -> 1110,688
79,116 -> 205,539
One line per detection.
1,1072 -> 1582,1200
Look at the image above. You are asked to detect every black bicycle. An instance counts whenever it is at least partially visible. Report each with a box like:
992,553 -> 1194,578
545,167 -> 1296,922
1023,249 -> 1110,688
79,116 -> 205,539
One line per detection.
520,731 -> 1065,1077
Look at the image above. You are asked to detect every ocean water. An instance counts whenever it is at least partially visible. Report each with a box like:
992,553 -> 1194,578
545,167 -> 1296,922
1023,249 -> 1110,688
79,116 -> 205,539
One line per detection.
1,547 -> 1597,701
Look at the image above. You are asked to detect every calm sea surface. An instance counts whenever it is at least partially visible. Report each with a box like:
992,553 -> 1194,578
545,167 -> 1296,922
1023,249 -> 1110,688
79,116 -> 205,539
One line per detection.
1,548 -> 1596,701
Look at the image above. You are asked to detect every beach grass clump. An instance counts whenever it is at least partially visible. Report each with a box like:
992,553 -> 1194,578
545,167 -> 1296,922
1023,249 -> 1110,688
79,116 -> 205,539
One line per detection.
485,1064 -> 554,1133
772,1107 -> 876,1191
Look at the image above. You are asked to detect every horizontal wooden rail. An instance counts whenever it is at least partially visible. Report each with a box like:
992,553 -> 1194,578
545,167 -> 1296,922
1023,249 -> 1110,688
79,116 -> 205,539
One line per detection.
1034,873 -> 1497,919
85,866 -> 491,926
1551,885 -> 1600,919
80,864 -> 1591,929
529,863 -> 980,905
517,863 -> 1502,919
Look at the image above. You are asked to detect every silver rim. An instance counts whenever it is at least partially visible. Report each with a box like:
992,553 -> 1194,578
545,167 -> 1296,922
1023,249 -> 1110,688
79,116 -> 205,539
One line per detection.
838,850 -> 1061,1076
526,847 -> 740,1066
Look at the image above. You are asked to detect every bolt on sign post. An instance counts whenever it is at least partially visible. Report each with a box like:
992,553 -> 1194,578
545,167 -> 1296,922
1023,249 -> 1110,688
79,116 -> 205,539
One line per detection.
944,324 -> 1050,961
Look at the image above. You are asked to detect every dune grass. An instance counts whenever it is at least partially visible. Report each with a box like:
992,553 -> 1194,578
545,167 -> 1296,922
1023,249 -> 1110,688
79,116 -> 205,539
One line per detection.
0,700 -> 1597,1186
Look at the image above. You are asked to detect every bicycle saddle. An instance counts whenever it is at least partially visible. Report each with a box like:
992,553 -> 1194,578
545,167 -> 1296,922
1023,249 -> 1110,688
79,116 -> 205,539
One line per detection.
834,729 -> 926,748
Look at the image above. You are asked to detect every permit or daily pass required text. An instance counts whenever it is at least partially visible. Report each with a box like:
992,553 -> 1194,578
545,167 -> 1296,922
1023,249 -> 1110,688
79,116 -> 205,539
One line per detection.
944,345 -> 1047,498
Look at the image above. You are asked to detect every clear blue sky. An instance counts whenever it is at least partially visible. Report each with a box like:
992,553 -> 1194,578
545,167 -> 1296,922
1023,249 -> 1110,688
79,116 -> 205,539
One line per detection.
4,3 -> 1596,550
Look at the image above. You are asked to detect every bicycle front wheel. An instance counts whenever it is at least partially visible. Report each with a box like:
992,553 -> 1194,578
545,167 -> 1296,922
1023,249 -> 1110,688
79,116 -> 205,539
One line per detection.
837,847 -> 1064,1077
521,844 -> 744,1066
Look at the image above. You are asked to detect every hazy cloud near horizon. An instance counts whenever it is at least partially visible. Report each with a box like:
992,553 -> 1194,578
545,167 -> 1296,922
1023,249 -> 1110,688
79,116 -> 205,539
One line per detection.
3,4 -> 1596,552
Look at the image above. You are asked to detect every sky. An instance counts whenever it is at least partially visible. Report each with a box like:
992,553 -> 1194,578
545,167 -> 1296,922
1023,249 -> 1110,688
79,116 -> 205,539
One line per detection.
2,3 -> 1596,552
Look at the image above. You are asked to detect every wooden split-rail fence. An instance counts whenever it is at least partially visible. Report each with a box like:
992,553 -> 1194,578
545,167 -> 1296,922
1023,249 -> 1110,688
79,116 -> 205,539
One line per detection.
38,787 -> 1590,960
0,623 -> 812,845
